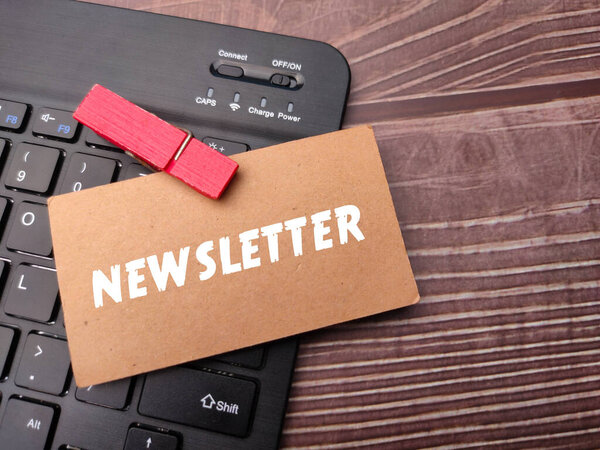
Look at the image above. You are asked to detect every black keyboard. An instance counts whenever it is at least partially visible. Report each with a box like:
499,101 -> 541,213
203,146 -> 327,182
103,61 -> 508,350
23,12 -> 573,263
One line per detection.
0,100 -> 301,449
0,1 -> 349,448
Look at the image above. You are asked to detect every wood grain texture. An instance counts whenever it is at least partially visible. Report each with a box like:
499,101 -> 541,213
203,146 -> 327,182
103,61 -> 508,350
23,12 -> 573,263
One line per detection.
87,1 -> 600,448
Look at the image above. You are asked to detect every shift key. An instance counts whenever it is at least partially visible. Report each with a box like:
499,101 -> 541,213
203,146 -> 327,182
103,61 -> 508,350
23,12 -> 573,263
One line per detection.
139,367 -> 256,437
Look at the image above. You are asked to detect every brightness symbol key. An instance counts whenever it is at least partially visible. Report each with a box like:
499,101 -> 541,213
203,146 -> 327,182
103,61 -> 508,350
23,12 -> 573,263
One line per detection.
202,136 -> 248,156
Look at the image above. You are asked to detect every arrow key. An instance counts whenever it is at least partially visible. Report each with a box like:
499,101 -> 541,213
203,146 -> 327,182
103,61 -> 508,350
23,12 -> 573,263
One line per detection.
124,427 -> 178,450
15,333 -> 70,395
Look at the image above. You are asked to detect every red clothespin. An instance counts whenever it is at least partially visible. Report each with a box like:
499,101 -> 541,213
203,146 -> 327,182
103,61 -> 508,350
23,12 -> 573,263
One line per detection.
73,84 -> 238,199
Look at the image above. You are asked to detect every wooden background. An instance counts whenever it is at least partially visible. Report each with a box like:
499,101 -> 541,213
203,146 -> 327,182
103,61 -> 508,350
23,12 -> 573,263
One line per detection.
89,1 -> 600,448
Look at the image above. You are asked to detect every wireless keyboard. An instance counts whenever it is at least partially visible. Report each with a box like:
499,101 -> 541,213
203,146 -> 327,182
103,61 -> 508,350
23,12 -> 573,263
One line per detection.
0,1 -> 350,449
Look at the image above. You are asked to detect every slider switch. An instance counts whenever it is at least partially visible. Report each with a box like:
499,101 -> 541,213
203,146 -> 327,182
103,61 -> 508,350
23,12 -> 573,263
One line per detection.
270,74 -> 291,86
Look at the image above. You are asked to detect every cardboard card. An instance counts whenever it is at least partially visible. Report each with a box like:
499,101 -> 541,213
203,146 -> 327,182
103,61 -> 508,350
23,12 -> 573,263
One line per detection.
48,125 -> 419,387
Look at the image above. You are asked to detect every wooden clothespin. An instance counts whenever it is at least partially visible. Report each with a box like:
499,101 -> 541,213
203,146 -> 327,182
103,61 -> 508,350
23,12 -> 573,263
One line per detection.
73,84 -> 238,199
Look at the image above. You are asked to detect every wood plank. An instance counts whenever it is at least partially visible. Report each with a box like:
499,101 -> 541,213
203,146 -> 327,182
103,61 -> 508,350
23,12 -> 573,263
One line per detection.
279,96 -> 600,448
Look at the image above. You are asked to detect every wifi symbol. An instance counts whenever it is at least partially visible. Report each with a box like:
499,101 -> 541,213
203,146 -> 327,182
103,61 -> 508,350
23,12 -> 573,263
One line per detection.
229,103 -> 240,111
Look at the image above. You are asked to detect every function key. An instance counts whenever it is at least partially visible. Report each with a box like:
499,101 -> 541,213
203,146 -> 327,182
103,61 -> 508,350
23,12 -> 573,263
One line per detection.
60,153 -> 117,193
0,398 -> 55,450
4,265 -> 58,323
85,128 -> 120,150
15,333 -> 70,395
32,108 -> 78,141
0,99 -> 28,131
139,366 -> 257,437
124,427 -> 178,450
202,136 -> 248,156
6,202 -> 53,257
5,143 -> 61,194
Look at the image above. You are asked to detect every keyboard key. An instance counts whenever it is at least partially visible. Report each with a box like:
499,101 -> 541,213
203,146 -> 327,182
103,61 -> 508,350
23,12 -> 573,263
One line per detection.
0,99 -> 28,131
76,377 -> 132,409
215,346 -> 265,369
119,163 -> 153,181
0,325 -> 15,376
57,307 -> 65,328
0,196 -> 8,225
5,143 -> 61,193
7,202 -> 52,256
0,138 -> 7,159
60,153 -> 117,193
32,107 -> 78,141
0,398 -> 55,449
124,427 -> 178,450
202,136 -> 248,156
85,128 -> 120,150
139,367 -> 257,437
15,333 -> 70,395
4,265 -> 58,322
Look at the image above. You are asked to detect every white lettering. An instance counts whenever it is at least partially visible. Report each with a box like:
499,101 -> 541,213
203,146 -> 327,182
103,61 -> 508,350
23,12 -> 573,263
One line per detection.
277,111 -> 301,122
17,274 -> 27,290
195,96 -> 216,107
335,205 -> 365,244
260,223 -> 283,263
311,210 -> 333,251
284,217 -> 307,256
218,49 -> 248,61
92,265 -> 122,308
272,59 -> 302,71
216,400 -> 240,414
21,212 -> 35,226
219,237 -> 242,275
125,258 -> 147,299
196,241 -> 217,281
26,418 -> 41,430
147,247 -> 189,292
248,106 -> 274,118
239,228 -> 261,270
91,205 -> 367,307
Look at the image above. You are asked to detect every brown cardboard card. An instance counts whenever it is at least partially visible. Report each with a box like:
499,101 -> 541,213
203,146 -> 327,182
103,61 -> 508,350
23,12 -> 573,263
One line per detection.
48,125 -> 419,387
